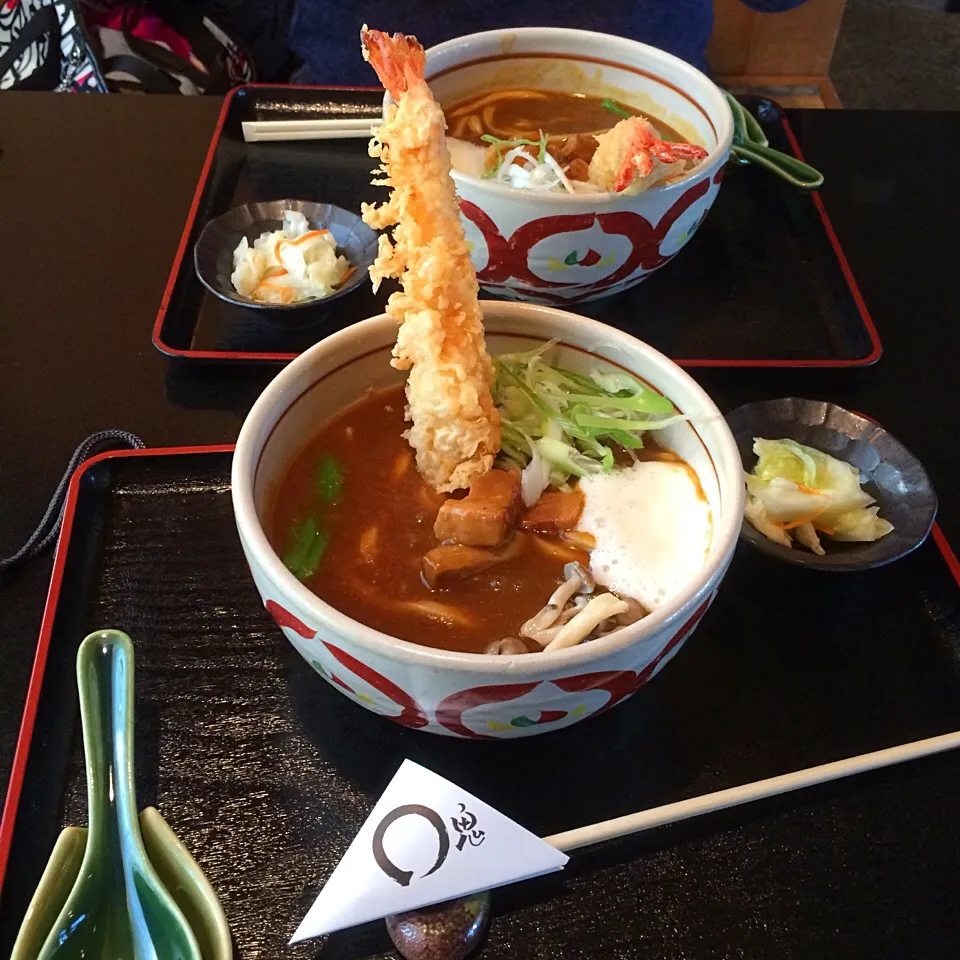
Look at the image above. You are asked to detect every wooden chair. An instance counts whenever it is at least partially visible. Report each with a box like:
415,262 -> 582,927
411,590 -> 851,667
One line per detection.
708,0 -> 845,107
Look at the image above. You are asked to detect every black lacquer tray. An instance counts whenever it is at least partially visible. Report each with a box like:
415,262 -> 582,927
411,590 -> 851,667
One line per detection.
4,447 -> 959,959
153,86 -> 880,368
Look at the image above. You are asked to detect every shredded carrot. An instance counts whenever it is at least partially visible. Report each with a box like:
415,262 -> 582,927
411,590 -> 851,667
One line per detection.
335,265 -> 357,288
766,482 -> 828,529
262,266 -> 288,279
779,509 -> 827,530
255,280 -> 295,304
291,229 -> 329,242
275,229 -> 330,261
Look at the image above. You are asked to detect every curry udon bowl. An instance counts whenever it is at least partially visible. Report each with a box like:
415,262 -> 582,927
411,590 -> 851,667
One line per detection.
411,27 -> 733,305
232,302 -> 743,739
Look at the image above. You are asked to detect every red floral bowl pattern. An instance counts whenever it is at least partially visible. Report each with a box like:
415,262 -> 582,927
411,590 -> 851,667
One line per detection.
265,594 -> 715,738
459,168 -> 725,304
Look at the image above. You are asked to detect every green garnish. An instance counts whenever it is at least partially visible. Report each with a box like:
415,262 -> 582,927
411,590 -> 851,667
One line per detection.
601,98 -> 632,120
282,516 -> 329,580
315,454 -> 344,504
481,132 -> 549,178
493,341 -> 682,486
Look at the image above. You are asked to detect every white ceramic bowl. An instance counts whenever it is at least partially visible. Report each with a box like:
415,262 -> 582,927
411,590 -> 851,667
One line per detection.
409,27 -> 733,304
232,302 -> 744,738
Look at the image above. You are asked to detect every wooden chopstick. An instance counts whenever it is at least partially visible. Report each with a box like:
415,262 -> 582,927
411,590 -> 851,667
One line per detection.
543,729 -> 960,853
242,119 -> 381,143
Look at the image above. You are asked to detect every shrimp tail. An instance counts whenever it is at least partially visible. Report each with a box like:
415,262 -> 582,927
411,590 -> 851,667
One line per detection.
360,26 -> 426,99
590,115 -> 709,194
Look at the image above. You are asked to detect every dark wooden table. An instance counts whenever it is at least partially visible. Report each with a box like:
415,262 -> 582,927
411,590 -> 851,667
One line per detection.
1,91 -> 960,956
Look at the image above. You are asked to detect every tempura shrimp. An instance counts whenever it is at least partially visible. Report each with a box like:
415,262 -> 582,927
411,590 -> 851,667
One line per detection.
589,116 -> 709,194
360,27 -> 501,493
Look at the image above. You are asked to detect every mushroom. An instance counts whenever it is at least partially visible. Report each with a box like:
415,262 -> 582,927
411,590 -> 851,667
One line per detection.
563,561 -> 595,593
484,637 -> 531,655
543,593 -> 630,652
614,596 -> 647,626
520,562 -> 595,641
593,616 -> 621,637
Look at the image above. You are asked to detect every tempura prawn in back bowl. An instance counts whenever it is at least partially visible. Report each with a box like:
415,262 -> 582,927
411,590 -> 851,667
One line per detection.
231,29 -> 742,739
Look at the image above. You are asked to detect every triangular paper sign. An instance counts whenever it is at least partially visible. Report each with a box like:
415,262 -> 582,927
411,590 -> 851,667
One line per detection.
291,759 -> 569,943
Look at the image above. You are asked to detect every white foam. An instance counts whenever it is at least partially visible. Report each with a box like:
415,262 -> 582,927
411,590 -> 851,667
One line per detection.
578,461 -> 713,611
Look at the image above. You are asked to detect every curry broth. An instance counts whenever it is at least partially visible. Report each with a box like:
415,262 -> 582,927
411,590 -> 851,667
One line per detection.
445,88 -> 688,146
269,384 -> 588,654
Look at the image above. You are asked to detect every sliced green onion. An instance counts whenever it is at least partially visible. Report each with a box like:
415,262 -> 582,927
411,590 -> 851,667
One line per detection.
604,430 -> 645,450
282,516 -> 329,580
481,134 -> 542,148
602,98 -> 632,120
574,413 -> 655,431
480,131 -> 550,174
315,455 -> 343,503
493,348 -> 681,486
536,437 -> 603,478
564,391 -> 674,415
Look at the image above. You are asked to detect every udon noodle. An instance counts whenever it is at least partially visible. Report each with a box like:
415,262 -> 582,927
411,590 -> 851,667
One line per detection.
443,87 -> 709,194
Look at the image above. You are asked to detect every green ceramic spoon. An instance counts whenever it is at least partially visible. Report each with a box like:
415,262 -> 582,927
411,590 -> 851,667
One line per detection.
725,92 -> 824,190
36,630 -> 202,960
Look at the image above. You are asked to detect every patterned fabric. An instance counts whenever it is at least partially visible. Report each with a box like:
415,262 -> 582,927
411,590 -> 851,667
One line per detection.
0,0 -> 105,90
81,2 -> 256,94
203,13 -> 254,87
196,0 -> 293,80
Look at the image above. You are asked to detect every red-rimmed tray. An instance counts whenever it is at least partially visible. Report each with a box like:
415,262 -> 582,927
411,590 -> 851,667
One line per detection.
153,86 -> 880,368
5,445 -> 960,958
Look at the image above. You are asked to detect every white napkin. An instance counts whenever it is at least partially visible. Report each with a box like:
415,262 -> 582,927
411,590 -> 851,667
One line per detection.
291,759 -> 569,943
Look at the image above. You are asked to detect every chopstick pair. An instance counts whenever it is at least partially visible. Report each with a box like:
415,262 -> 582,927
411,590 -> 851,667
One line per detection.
241,118 -> 381,142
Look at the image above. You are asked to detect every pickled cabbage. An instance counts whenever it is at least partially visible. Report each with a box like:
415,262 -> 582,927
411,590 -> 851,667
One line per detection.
744,438 -> 893,553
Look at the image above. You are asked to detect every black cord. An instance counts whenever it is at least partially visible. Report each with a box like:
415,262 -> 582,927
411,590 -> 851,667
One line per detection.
0,430 -> 146,582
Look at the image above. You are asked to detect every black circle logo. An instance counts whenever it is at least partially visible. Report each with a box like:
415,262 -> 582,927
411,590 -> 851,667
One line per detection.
371,804 -> 450,887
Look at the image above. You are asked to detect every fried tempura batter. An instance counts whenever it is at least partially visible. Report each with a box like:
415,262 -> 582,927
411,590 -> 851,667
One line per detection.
360,27 -> 500,492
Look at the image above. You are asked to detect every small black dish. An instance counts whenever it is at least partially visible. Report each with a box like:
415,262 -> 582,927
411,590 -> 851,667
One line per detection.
193,199 -> 377,313
726,398 -> 937,571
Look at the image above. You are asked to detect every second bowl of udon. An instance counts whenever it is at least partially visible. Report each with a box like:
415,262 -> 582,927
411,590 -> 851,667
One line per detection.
408,27 -> 734,304
232,302 -> 743,739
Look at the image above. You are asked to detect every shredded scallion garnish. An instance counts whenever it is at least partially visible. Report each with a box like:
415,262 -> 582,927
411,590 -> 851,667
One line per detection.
493,341 -> 680,498
601,98 -> 632,120
481,131 -> 548,177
